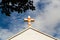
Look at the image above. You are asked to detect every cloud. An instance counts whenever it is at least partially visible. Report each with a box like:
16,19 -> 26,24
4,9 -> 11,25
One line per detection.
32,0 -> 60,38
0,28 -> 14,40
0,0 -> 60,40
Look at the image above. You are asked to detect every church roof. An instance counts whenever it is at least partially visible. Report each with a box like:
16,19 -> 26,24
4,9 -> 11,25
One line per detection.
8,27 -> 57,40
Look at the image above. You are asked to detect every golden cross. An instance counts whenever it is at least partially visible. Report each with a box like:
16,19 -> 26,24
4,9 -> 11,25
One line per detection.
24,16 -> 35,27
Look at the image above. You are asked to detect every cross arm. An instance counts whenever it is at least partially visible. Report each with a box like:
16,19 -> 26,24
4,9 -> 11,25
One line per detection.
24,18 -> 28,22
31,19 -> 35,22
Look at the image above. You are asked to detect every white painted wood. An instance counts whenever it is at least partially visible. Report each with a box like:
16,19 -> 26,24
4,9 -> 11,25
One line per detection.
10,29 -> 55,40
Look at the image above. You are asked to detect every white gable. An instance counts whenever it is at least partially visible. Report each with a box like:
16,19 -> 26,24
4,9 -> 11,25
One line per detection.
8,28 -> 57,40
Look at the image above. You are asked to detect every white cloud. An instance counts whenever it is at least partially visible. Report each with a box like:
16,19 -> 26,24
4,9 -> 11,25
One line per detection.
0,0 -> 60,40
0,28 -> 14,40
32,0 -> 60,38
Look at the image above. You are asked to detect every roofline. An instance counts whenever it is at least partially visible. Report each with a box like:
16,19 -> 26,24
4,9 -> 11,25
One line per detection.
7,27 -> 58,40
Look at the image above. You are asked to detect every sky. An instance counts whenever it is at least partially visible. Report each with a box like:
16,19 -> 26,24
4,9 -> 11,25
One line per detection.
0,0 -> 60,40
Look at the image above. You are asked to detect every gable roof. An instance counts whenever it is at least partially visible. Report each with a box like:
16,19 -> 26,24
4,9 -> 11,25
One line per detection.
8,27 -> 57,40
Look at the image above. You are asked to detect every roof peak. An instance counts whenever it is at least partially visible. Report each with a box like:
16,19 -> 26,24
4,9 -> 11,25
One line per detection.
8,27 -> 57,40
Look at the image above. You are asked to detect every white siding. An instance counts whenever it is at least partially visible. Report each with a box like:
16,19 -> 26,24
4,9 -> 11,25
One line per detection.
11,29 -> 55,40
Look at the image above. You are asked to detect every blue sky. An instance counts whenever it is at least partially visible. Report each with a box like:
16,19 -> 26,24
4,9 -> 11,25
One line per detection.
0,0 -> 60,40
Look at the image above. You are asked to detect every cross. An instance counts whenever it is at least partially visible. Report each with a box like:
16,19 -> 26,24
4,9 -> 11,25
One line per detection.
24,16 -> 35,27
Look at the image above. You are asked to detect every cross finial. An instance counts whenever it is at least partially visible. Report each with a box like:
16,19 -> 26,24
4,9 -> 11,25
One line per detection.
24,16 -> 35,27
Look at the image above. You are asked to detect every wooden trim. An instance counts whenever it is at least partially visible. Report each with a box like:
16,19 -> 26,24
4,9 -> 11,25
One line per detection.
8,27 -> 57,40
